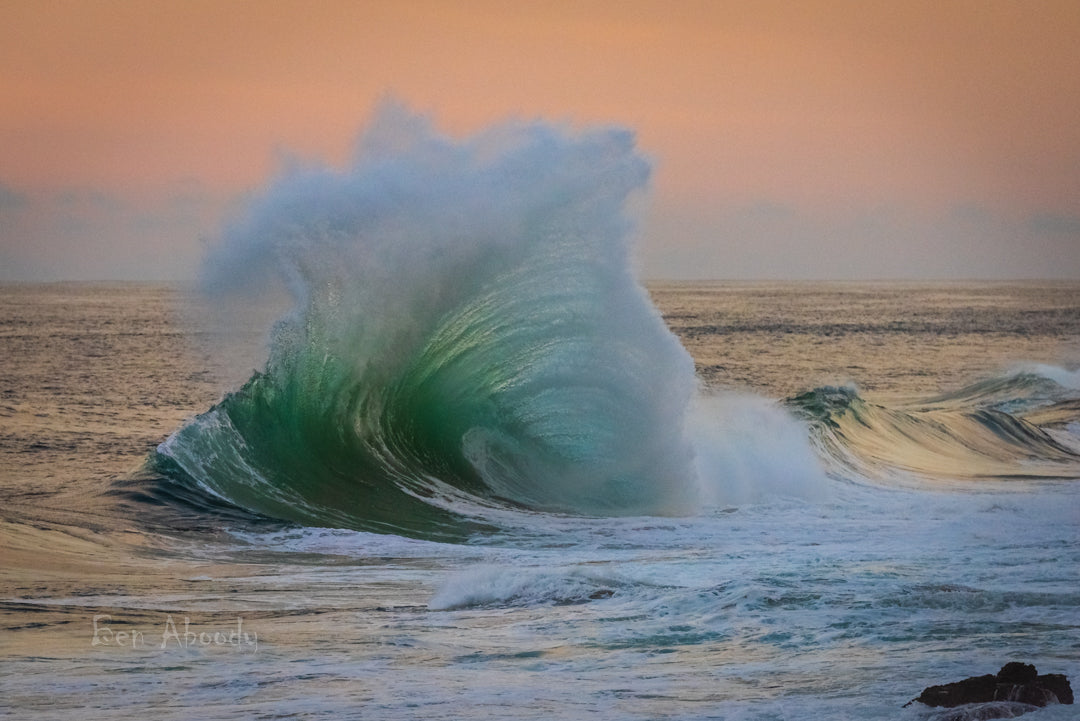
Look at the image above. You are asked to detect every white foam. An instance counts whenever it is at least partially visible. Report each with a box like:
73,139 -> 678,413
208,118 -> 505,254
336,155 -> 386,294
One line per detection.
688,392 -> 832,507
429,564 -> 620,611
1011,362 -> 1080,390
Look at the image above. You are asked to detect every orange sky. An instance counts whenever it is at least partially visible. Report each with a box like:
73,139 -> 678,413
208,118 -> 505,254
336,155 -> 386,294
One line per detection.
1,0 -> 1078,279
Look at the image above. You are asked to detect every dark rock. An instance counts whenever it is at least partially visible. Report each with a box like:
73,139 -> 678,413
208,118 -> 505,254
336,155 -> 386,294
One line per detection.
909,674 -> 998,708
996,663 -> 1038,685
905,663 -> 1073,711
1039,674 -> 1074,705
907,673 -> 997,708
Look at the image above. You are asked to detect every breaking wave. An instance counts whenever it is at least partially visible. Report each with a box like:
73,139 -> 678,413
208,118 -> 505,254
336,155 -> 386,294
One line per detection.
138,103 -> 707,539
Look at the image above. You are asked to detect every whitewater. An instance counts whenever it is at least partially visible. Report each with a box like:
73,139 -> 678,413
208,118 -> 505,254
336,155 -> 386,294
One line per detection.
2,106 -> 1078,720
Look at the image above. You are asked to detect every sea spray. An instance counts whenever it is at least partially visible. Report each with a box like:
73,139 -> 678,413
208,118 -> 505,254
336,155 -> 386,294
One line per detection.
154,102 -> 703,535
689,393 -> 831,506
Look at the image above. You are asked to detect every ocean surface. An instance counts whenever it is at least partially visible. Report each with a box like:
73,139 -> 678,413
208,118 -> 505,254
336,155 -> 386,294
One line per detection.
3,111 -> 1080,720
2,280 -> 1078,721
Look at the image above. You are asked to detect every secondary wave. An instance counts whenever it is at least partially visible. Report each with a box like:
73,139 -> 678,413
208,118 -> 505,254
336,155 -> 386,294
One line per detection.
790,368 -> 1080,484
142,102 -> 704,539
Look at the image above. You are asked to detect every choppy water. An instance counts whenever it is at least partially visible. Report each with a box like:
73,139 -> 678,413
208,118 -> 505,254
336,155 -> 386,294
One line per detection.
2,280 -> 1079,721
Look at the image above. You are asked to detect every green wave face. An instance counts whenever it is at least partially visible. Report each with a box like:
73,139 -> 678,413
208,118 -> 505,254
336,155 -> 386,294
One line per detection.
152,104 -> 699,539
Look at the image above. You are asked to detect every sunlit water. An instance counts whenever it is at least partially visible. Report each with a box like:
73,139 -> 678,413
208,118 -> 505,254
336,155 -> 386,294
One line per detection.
2,281 -> 1079,720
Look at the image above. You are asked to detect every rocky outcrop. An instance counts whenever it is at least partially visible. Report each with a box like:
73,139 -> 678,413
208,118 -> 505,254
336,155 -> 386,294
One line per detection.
905,663 -> 1073,713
